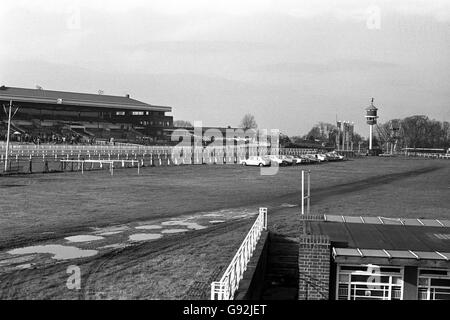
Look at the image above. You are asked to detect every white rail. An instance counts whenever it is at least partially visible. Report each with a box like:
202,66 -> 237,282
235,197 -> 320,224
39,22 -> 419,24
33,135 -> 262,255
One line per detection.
210,207 -> 268,300
60,159 -> 141,175
301,170 -> 311,215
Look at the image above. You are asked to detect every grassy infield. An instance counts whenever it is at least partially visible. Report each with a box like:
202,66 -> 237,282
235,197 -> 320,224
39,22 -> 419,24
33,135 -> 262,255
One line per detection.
0,157 -> 449,299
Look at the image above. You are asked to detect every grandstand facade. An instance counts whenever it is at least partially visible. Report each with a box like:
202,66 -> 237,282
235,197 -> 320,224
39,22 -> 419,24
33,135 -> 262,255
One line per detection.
0,86 -> 173,144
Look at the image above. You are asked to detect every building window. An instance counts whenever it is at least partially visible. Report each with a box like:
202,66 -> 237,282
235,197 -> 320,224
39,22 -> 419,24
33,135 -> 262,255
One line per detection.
132,111 -> 144,116
418,269 -> 450,300
116,111 -> 125,116
336,265 -> 403,300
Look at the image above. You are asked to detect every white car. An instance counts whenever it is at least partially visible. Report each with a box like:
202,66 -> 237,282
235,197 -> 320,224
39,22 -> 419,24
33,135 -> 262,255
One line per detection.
330,152 -> 345,160
291,155 -> 305,164
315,154 -> 328,162
280,155 -> 294,165
266,155 -> 289,166
240,156 -> 270,167
304,154 -> 320,163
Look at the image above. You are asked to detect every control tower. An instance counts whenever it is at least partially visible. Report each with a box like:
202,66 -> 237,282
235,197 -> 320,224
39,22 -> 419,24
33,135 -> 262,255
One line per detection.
365,98 -> 379,151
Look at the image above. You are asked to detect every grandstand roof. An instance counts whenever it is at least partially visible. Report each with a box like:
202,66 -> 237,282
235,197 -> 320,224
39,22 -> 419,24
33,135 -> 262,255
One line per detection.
0,86 -> 171,112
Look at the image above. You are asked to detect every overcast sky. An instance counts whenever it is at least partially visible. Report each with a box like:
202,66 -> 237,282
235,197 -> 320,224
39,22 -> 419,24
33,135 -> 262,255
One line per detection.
0,0 -> 449,136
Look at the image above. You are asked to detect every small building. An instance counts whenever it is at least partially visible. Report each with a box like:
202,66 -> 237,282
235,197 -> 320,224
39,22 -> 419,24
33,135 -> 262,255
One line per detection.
299,214 -> 450,300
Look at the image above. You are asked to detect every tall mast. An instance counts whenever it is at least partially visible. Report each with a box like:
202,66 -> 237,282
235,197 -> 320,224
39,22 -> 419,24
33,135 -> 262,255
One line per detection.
4,100 -> 12,172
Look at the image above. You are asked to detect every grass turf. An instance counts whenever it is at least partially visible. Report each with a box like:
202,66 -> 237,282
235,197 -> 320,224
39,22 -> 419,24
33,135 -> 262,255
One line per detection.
0,157 -> 448,299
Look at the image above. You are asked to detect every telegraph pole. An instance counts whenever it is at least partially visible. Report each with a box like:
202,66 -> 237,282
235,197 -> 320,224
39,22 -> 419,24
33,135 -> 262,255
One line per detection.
4,100 -> 12,172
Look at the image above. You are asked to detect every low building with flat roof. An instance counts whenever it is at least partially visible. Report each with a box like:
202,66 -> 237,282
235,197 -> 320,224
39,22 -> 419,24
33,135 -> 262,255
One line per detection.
299,214 -> 450,300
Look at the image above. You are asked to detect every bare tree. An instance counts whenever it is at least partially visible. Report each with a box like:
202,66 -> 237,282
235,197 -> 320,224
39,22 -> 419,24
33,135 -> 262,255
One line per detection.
377,116 -> 450,149
375,122 -> 391,149
240,114 -> 257,130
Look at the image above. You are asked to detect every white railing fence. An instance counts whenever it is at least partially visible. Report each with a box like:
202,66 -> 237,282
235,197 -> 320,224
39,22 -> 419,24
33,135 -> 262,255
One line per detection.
210,207 -> 268,300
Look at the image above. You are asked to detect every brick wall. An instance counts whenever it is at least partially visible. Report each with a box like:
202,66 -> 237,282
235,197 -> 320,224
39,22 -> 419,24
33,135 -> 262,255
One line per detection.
298,234 -> 330,300
299,214 -> 324,235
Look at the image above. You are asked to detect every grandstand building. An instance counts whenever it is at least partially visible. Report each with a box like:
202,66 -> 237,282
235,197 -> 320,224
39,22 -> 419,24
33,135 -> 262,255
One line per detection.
0,86 -> 173,144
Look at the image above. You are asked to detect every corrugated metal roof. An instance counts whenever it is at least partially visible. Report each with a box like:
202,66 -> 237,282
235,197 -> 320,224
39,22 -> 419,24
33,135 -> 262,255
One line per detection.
0,86 -> 171,112
310,221 -> 450,252
324,215 -> 450,228
333,248 -> 450,261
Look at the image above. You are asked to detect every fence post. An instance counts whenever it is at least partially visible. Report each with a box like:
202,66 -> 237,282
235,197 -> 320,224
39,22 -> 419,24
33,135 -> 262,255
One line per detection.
301,170 -> 305,215
301,170 -> 311,215
307,170 -> 311,214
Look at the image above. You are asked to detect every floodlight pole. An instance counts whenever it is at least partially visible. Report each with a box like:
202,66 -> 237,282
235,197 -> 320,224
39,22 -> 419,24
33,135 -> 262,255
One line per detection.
4,100 -> 12,172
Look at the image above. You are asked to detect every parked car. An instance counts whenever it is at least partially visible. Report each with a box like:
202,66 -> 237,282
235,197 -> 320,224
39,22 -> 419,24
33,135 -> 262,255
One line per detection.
280,155 -> 294,165
304,154 -> 320,163
266,155 -> 289,166
315,153 -> 328,162
291,155 -> 306,164
334,153 -> 345,160
298,154 -> 315,164
326,152 -> 345,161
324,153 -> 338,161
240,156 -> 270,167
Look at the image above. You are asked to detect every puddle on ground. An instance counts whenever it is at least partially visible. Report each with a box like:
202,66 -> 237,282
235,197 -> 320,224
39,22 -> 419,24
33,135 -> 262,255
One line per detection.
128,234 -> 162,241
280,203 -> 298,208
98,231 -> 123,236
92,226 -> 129,234
209,220 -> 226,224
7,245 -> 98,260
203,213 -> 224,217
161,221 -> 206,230
65,235 -> 104,243
135,225 -> 163,230
161,221 -> 186,226
161,229 -> 189,234
184,223 -> 206,230
232,214 -> 251,219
